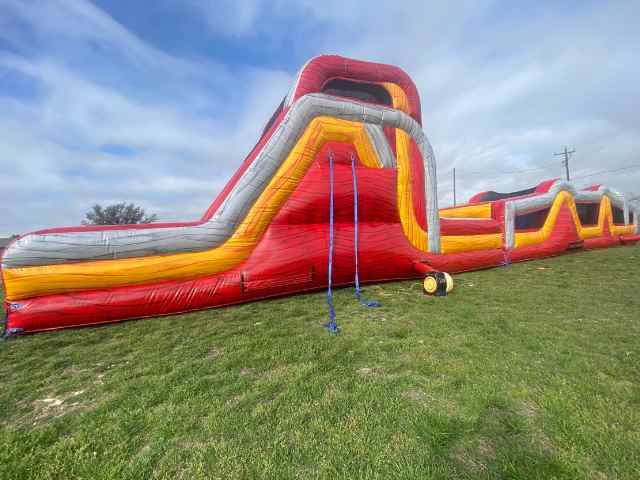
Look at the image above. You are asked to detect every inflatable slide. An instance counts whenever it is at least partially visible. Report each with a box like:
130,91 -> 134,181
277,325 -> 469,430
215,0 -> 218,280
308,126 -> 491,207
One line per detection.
2,55 -> 639,334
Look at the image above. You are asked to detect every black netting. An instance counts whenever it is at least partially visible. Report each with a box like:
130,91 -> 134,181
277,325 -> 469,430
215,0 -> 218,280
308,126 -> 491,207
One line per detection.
515,208 -> 550,230
322,78 -> 392,106
576,203 -> 599,226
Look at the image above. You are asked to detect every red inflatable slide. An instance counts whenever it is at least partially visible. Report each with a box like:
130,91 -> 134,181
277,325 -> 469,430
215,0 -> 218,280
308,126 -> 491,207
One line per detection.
2,55 -> 638,334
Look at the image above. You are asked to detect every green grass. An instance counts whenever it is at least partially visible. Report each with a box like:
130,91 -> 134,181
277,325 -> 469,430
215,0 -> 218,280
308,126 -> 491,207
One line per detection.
1,246 -> 639,479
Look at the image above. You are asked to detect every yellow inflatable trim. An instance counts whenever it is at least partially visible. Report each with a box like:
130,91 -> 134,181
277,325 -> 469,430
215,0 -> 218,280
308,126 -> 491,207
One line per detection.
384,83 -> 501,254
394,128 -> 502,254
4,117 -> 384,301
382,82 -> 411,115
515,192 -> 635,248
7,88 -> 631,301
440,203 -> 492,219
8,78 -> 488,300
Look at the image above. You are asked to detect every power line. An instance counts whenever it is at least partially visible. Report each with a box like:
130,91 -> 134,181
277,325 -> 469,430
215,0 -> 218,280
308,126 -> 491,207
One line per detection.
483,166 -> 548,176
572,163 -> 640,181
441,160 -> 557,179
475,167 -> 553,183
439,157 -> 640,202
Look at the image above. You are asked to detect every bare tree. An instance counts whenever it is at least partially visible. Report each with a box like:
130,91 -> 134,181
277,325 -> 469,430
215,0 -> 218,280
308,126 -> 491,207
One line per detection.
83,203 -> 157,225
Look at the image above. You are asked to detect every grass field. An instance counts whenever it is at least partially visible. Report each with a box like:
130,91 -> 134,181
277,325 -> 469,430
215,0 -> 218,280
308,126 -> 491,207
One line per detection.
1,246 -> 639,479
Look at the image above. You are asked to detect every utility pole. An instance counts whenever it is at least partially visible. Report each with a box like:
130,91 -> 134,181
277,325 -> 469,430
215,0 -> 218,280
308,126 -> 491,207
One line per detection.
554,146 -> 575,181
453,168 -> 456,206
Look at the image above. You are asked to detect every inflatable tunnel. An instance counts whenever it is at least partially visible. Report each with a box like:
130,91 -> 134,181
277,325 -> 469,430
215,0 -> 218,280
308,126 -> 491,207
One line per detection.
3,55 -> 639,334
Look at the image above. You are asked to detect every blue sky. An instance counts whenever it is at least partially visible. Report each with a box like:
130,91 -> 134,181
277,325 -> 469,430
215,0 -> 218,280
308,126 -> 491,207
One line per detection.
1,0 -> 639,233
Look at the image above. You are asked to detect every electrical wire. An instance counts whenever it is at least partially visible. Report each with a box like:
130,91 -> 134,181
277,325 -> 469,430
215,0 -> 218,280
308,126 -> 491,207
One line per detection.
442,161 -> 640,184
571,164 -> 640,181
440,159 -> 559,179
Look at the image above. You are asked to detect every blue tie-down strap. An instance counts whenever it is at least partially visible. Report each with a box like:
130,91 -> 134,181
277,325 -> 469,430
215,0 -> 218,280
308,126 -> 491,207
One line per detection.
2,327 -> 24,340
323,151 -> 340,334
323,289 -> 340,334
354,284 -> 382,308
351,155 -> 381,309
501,248 -> 511,267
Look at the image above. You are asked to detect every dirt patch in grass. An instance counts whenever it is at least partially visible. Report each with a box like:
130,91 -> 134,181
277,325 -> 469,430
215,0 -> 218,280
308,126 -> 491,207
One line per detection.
518,400 -> 539,419
451,436 -> 496,474
208,346 -> 222,358
403,387 -> 425,402
30,389 -> 89,424
357,367 -> 374,376
534,430 -> 555,453
226,394 -> 245,406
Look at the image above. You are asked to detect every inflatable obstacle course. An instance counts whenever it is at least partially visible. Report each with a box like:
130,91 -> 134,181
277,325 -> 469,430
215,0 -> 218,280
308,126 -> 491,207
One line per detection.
2,55 -> 639,334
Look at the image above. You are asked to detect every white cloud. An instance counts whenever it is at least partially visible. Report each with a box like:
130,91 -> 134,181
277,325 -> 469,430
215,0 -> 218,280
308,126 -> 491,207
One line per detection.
317,1 -> 640,206
1,0 -> 639,233
1,0 -> 202,72
0,1 -> 293,233
180,0 -> 263,37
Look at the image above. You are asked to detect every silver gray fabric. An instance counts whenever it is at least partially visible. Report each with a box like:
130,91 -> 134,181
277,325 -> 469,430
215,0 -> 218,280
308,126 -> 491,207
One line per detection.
503,181 -> 633,249
364,124 -> 395,168
419,139 -> 440,253
3,93 -> 441,268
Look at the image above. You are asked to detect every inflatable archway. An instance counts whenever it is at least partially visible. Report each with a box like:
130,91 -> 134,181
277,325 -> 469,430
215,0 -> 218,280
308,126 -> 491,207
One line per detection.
3,55 -> 639,334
